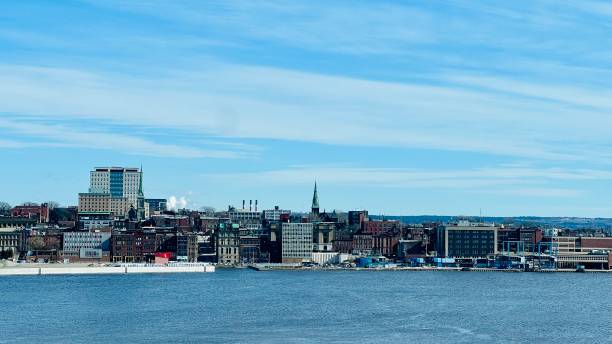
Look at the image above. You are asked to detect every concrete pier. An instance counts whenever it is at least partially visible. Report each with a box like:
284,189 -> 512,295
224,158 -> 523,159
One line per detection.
0,264 -> 215,276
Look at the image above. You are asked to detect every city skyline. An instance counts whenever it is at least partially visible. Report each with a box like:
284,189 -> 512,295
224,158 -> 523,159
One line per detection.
2,1 -> 612,217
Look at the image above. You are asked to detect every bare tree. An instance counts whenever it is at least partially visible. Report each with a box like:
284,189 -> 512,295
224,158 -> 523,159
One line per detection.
0,202 -> 11,215
28,236 -> 46,251
46,201 -> 60,209
45,236 -> 61,251
199,206 -> 216,216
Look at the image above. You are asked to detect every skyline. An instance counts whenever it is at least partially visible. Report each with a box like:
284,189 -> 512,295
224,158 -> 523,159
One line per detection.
2,1 -> 612,217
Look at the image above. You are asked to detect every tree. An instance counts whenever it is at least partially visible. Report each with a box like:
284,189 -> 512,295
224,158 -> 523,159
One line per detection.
0,202 -> 11,215
45,236 -> 61,251
46,201 -> 60,210
199,206 -> 216,216
28,236 -> 46,251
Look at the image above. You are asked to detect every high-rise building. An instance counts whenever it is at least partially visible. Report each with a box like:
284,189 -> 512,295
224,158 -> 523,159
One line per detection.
79,167 -> 146,219
89,167 -> 142,206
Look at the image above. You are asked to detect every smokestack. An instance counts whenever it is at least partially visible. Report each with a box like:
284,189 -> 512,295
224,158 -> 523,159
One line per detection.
255,200 -> 258,212
242,200 -> 245,210
249,200 -> 252,211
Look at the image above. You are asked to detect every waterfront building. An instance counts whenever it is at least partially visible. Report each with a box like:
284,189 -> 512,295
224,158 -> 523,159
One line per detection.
0,228 -> 22,259
436,222 -> 499,258
265,221 -> 283,263
176,233 -> 198,262
62,231 -> 111,262
281,223 -> 313,263
372,229 -> 402,258
352,233 -> 373,256
239,227 -> 261,264
111,229 -> 158,263
216,222 -> 240,264
313,222 -> 335,252
197,234 -> 216,262
540,236 -> 612,270
332,228 -> 354,254
498,227 -> 543,254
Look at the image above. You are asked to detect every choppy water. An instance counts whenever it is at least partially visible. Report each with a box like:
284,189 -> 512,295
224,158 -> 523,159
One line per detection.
1,269 -> 611,343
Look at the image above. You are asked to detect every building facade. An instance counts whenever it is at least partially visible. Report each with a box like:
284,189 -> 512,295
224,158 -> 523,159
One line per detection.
81,167 -> 145,220
11,203 -> 50,223
437,223 -> 499,258
281,223 -> 313,263
0,228 -> 22,258
216,223 -> 240,264
111,230 -> 158,262
313,222 -> 335,252
62,231 -> 111,262
263,206 -> 291,221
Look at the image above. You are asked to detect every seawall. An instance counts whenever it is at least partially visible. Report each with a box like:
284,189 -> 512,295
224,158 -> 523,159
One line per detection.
0,265 -> 215,276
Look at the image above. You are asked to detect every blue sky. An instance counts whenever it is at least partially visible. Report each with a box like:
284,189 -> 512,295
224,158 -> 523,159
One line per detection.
2,0 -> 612,217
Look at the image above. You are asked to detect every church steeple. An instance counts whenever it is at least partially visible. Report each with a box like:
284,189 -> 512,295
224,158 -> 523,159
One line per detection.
138,165 -> 144,197
311,181 -> 319,215
137,165 -> 145,220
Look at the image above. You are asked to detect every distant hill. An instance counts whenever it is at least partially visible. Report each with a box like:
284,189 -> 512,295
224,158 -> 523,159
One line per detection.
368,215 -> 612,230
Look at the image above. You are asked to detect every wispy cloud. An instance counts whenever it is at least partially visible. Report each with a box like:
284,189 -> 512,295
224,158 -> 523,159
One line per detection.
0,117 -> 251,159
203,165 -> 612,196
1,62 -> 611,162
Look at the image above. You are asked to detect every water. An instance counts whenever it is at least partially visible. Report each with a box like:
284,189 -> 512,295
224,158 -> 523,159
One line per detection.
1,269 -> 611,343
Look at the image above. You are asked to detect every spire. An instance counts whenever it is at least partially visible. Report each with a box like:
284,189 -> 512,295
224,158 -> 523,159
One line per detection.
311,181 -> 319,214
138,165 -> 144,196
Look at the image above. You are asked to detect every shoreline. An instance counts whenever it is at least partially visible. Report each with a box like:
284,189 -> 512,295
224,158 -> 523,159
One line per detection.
239,264 -> 612,273
0,263 -> 215,276
3,263 -> 611,276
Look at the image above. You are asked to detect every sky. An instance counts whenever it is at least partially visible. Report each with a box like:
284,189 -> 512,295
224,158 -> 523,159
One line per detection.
1,0 -> 612,217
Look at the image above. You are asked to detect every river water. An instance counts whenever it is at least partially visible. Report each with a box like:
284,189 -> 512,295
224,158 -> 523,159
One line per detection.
1,269 -> 610,343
